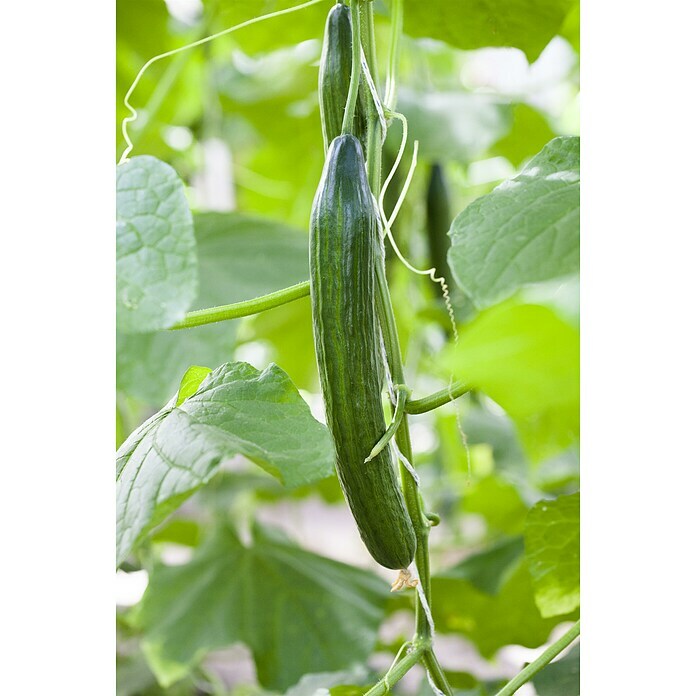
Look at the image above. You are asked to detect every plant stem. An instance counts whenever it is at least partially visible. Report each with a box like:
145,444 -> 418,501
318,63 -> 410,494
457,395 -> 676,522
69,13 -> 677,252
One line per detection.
406,380 -> 470,414
494,621 -> 580,696
169,281 -> 309,330
341,0 -> 362,135
422,648 -> 452,696
384,0 -> 403,111
358,1 -> 382,190
363,643 -> 427,696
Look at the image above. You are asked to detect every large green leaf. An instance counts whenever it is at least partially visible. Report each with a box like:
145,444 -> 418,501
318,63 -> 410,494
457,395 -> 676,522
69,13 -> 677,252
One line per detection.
442,302 -> 579,460
433,556 -> 572,657
135,524 -> 388,689
193,211 -> 309,301
397,89 -> 512,164
116,362 -> 334,565
525,492 -> 580,617
448,136 -> 579,309
403,0 -> 576,63
116,156 -> 197,333
117,211 -> 310,406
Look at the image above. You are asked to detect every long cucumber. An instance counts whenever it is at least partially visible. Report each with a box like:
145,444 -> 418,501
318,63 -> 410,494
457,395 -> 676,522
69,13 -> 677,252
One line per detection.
309,134 -> 416,570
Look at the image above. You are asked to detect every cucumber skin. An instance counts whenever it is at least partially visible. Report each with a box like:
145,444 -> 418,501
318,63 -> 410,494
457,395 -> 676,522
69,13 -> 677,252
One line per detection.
426,163 -> 454,293
318,3 -> 368,152
309,135 -> 416,570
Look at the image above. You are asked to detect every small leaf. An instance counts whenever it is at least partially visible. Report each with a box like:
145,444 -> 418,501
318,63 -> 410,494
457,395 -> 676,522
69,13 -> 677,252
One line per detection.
442,302 -> 579,460
525,492 -> 580,617
175,365 -> 211,406
449,136 -> 579,309
403,0 -> 577,63
116,156 -> 198,333
136,524 -> 388,689
116,362 -> 335,565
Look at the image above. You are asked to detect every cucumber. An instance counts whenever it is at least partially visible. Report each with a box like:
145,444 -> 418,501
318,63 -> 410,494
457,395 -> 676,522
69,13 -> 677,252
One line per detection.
426,163 -> 454,293
318,3 -> 368,152
309,134 -> 416,570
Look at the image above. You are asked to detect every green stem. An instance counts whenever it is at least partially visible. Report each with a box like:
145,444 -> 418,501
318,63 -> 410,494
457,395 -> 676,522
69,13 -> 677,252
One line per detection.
363,643 -> 427,696
341,0 -> 362,135
422,648 -> 453,696
359,1 -> 378,85
358,0 -> 382,191
169,281 -> 309,330
384,0 -> 403,111
494,621 -> 580,696
406,380 -> 470,414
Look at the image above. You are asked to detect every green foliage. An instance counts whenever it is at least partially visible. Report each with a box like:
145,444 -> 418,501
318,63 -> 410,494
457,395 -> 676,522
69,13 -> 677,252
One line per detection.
402,0 -> 577,62
464,476 -> 529,535
492,104 -> 557,168
448,137 -> 580,309
117,211 -> 310,405
433,554 -> 574,657
116,361 -> 334,564
194,212 -> 309,302
116,156 -> 197,333
525,492 -> 580,617
134,523 -> 388,689
438,536 -> 525,595
443,301 -> 580,460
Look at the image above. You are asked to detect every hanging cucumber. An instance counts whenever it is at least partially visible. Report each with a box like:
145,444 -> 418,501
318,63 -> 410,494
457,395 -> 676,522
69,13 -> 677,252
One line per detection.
426,163 -> 454,294
309,134 -> 416,570
318,2 -> 369,152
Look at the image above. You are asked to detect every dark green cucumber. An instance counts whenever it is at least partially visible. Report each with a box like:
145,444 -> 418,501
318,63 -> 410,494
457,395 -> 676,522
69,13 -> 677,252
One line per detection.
425,163 -> 454,294
309,134 -> 416,570
318,3 -> 368,152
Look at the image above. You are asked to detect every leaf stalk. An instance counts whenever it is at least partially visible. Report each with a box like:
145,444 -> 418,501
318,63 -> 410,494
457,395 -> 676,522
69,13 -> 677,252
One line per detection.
169,281 -> 310,330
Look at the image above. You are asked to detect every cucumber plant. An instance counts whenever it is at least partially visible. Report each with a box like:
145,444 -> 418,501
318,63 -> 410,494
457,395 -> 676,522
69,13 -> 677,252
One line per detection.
116,1 -> 581,694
